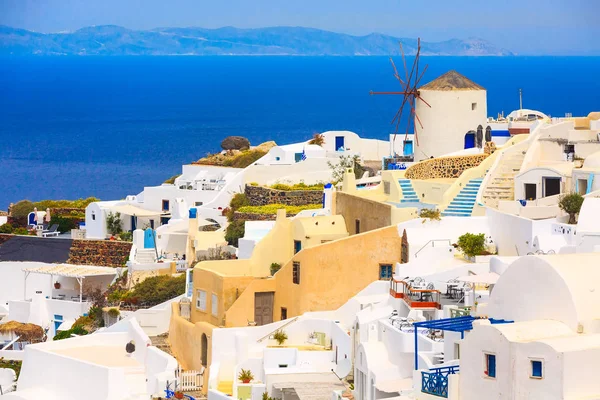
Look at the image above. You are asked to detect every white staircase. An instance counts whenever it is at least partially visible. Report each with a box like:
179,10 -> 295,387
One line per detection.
481,146 -> 527,208
136,249 -> 156,264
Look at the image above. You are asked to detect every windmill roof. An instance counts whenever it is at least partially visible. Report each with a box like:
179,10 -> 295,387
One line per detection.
420,70 -> 485,91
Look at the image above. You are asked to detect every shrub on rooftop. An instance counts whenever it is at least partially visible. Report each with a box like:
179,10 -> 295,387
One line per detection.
456,233 -> 487,258
236,204 -> 321,215
53,325 -> 89,341
558,192 -> 584,224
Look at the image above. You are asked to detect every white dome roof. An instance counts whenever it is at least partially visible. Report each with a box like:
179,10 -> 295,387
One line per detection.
583,151 -> 600,169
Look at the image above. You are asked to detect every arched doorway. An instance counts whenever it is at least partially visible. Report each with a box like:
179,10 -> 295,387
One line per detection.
201,333 -> 208,366
464,131 -> 475,149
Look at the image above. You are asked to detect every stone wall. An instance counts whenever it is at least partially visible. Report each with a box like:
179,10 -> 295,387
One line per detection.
67,239 -> 132,267
245,185 -> 323,206
335,192 -> 393,234
404,154 -> 489,179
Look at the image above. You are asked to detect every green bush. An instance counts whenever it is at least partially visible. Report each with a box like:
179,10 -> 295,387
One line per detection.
53,325 -> 89,341
457,233 -> 486,258
107,308 -> 120,318
230,193 -> 250,212
237,204 -> 321,215
0,223 -> 14,234
225,220 -> 245,247
270,263 -> 282,276
119,231 -> 133,242
13,227 -> 29,235
223,150 -> 267,168
49,215 -> 79,233
129,275 -> 186,305
10,200 -> 34,219
558,192 -> 584,224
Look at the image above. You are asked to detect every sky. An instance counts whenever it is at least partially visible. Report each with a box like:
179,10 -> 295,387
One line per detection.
1,0 -> 599,55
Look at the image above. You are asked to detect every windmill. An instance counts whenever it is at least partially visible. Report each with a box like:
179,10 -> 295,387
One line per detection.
370,38 -> 431,157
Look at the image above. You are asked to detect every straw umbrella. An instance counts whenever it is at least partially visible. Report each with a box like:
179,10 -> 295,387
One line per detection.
0,321 -> 44,343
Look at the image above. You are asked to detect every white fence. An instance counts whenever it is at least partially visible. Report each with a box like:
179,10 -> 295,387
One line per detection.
178,367 -> 204,391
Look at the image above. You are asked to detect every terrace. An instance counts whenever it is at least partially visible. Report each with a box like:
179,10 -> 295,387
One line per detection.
389,278 -> 442,309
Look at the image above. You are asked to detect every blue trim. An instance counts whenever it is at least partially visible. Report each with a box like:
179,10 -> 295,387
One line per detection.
491,130 -> 511,137
189,208 -> 197,219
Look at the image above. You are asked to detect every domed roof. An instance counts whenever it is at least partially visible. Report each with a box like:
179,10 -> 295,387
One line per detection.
420,70 -> 485,91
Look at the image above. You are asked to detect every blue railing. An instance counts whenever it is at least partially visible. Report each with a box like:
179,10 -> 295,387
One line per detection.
421,366 -> 459,398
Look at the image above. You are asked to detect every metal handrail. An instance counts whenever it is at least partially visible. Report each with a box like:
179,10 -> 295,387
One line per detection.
415,240 -> 452,258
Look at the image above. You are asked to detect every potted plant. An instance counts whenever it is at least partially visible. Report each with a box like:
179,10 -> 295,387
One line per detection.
456,233 -> 486,262
54,282 -> 61,289
272,330 -> 288,346
174,390 -> 184,399
558,192 -> 584,224
238,368 -> 254,384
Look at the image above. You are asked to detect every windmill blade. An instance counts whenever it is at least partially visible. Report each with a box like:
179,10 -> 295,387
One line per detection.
389,58 -> 406,89
392,93 -> 410,128
417,95 -> 432,108
400,42 -> 409,87
415,64 -> 429,88
370,91 -> 410,95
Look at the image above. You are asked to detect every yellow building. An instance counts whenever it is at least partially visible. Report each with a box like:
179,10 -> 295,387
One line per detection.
169,209 -> 403,379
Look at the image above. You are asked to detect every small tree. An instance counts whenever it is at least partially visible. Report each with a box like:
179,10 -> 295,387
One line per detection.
327,154 -> 364,184
457,233 -> 486,258
225,220 -> 245,247
106,212 -> 123,235
558,192 -> 584,224
270,263 -> 282,276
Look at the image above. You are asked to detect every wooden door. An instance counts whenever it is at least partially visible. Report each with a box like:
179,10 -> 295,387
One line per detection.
254,292 -> 274,326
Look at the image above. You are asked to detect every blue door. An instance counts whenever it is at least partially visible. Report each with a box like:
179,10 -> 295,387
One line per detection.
28,213 -> 36,226
335,136 -> 345,151
294,240 -> 302,254
464,133 -> 475,149
144,228 -> 155,249
403,140 -> 413,156
54,314 -> 63,334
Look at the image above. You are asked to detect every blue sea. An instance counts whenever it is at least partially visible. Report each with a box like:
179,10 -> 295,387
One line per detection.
0,56 -> 599,209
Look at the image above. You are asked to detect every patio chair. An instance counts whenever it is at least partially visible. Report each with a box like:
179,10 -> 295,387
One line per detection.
42,224 -> 60,237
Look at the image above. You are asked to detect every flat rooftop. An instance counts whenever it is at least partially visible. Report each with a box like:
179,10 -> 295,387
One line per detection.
50,345 -> 142,368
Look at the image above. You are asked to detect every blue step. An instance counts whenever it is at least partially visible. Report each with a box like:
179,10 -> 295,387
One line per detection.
441,177 -> 484,217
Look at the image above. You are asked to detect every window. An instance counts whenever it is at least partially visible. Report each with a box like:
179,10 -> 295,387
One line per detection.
485,353 -> 496,378
162,199 -> 170,212
161,216 -> 171,225
275,156 -> 281,161
355,219 -> 361,234
211,293 -> 218,316
91,212 -> 96,221
196,290 -> 207,311
530,360 -> 543,379
281,307 -> 288,320
293,262 -> 300,284
472,102 -> 477,111
294,240 -> 302,254
150,220 -> 155,229
195,201 -> 203,206
379,264 -> 393,280
294,153 -> 303,163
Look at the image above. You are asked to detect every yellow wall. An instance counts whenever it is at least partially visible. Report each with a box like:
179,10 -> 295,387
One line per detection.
223,225 -> 403,326
292,215 -> 349,248
128,266 -> 172,288
168,302 -> 214,392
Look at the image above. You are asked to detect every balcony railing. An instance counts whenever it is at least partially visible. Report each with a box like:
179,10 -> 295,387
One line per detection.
450,307 -> 472,318
390,279 -> 441,309
421,365 -> 459,398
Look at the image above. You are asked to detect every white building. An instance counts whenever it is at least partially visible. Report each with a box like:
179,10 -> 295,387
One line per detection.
3,319 -> 178,400
415,71 -> 487,161
320,130 -> 390,161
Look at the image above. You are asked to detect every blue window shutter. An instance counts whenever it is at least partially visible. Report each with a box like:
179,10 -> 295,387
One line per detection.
532,360 -> 542,377
487,354 -> 496,378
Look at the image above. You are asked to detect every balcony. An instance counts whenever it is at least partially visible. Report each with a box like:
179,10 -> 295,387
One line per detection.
450,307 -> 472,318
390,279 -> 441,309
421,365 -> 459,398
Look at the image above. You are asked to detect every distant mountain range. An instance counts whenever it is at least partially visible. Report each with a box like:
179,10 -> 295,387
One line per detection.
0,25 -> 514,56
